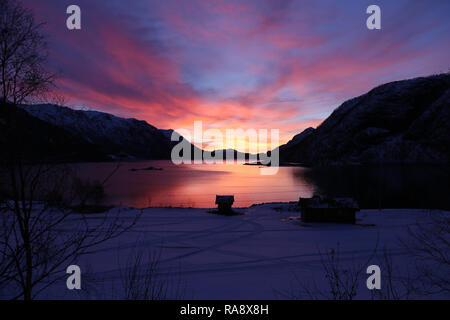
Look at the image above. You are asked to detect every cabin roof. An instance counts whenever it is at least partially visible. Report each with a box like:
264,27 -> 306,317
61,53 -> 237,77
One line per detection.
299,196 -> 359,209
215,195 -> 234,204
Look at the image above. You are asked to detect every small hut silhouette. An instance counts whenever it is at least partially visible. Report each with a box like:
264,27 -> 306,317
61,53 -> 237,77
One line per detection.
215,195 -> 234,215
299,196 -> 359,224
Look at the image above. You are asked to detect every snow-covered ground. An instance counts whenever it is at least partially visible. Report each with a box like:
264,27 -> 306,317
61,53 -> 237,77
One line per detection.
20,204 -> 450,299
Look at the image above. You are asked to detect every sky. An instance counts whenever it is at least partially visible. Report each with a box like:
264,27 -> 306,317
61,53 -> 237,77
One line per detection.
22,0 -> 450,150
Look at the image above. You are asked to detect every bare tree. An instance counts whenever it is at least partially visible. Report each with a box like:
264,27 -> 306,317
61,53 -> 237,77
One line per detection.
369,247 -> 419,300
0,1 -> 139,300
281,238 -> 380,300
0,163 -> 140,300
402,211 -> 450,295
281,242 -> 377,300
282,233 -> 443,300
120,245 -> 186,300
0,0 -> 55,105
314,243 -> 378,300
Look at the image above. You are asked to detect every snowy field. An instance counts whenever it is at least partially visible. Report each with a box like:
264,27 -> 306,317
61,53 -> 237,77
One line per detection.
16,203 -> 450,300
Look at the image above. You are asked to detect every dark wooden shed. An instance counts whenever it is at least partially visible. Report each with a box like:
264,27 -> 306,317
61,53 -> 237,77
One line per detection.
215,195 -> 235,215
299,196 -> 359,224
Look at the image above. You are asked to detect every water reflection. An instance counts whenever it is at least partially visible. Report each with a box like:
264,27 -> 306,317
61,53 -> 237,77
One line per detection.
75,161 -> 315,208
74,161 -> 450,209
300,165 -> 450,210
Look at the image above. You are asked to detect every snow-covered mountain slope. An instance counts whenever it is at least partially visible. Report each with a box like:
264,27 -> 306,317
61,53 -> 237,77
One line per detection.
0,103 -> 108,161
279,73 -> 450,165
19,104 -> 258,161
21,104 -> 174,160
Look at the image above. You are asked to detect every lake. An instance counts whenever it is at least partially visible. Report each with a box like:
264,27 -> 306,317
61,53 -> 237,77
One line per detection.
74,161 -> 450,209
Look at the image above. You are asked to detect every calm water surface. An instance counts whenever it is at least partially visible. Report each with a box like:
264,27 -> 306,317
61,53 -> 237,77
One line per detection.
74,161 -> 450,209
75,161 -> 315,208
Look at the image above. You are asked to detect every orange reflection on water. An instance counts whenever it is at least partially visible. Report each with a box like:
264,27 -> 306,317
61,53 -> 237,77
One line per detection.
75,161 -> 315,208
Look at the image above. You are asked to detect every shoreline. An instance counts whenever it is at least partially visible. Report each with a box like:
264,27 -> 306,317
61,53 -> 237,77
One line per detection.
73,200 -> 449,213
